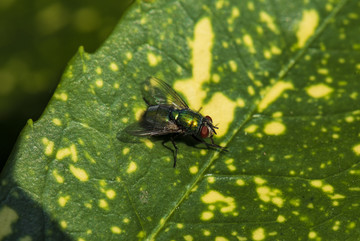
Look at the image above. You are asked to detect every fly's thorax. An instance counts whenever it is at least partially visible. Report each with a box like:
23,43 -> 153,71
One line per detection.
173,109 -> 203,133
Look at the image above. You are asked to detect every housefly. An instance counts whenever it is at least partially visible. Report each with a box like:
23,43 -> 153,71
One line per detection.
125,77 -> 226,167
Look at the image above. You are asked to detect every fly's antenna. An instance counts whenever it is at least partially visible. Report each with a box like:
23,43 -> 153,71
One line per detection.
197,107 -> 203,113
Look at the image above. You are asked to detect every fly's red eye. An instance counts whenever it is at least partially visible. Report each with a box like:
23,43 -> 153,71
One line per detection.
205,115 -> 213,123
200,126 -> 209,138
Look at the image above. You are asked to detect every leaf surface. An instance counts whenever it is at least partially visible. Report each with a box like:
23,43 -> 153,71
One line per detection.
1,0 -> 360,240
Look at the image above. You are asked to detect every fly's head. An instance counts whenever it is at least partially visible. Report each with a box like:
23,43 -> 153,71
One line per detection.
200,115 -> 218,139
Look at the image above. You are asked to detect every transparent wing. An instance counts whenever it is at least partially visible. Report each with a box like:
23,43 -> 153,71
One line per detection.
142,77 -> 189,109
119,120 -> 182,138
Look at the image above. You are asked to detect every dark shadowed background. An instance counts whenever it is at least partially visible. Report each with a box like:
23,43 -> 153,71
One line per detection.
0,0 -> 133,172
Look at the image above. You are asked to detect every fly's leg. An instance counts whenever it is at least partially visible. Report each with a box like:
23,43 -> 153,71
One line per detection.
192,135 -> 228,151
170,136 -> 178,168
162,134 -> 179,167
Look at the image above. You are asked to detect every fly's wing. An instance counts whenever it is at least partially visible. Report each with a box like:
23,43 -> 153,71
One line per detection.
142,77 -> 189,109
117,106 -> 183,142
122,120 -> 182,137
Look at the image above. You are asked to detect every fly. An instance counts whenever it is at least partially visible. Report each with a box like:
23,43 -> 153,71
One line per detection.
125,76 -> 227,167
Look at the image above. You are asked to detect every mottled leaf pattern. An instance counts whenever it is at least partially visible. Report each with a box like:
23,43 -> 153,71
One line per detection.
1,0 -> 360,240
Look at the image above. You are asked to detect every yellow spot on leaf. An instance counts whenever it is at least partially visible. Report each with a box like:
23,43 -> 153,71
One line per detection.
0,206 -> 18,238
126,52 -> 132,60
99,199 -> 108,209
331,194 -> 345,199
203,230 -> 211,236
201,211 -> 214,221
96,79 -> 103,87
69,165 -> 89,181
222,41 -> 229,48
174,17 -> 214,109
212,73 -> 220,83
229,60 -> 237,72
106,189 -> 116,199
345,116 -> 354,123
236,179 -> 245,186
277,215 -> 286,223
215,237 -> 229,241
127,161 -> 137,174
111,226 -> 121,234
54,92 -> 68,101
229,7 -> 240,24
95,67 -> 102,75
60,220 -> 67,229
147,52 -> 162,66
110,62 -> 119,72
53,170 -> 64,183
258,81 -> 294,112
142,139 -> 154,149
317,68 -> 329,75
139,15 -> 148,24
232,7 -> 240,17
202,92 -> 238,137
243,34 -> 256,53
260,11 -> 279,33
247,71 -> 255,80
207,177 -> 215,183
325,3 -> 333,11
236,98 -> 244,108
310,180 -> 322,188
252,227 -> 265,241
247,86 -> 255,96
306,83 -> 333,98
296,9 -> 319,48
271,45 -> 282,55
56,144 -> 78,162
123,147 -> 130,155
53,118 -> 62,126
332,221 -> 340,231
308,231 -> 317,239
190,166 -> 198,174
272,112 -> 283,118
201,190 -> 236,213
58,196 -> 70,207
84,203 -> 92,209
247,2 -> 255,11
177,223 -> 184,229
184,234 -> 194,241
264,50 -> 271,59
42,137 -> 54,156
353,144 -> 360,155
254,177 -> 266,185
322,185 -> 334,193
228,165 -> 236,171
256,186 -> 284,207
264,121 -> 286,135
216,0 -> 225,9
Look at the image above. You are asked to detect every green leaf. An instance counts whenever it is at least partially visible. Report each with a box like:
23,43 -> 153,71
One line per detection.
1,0 -> 360,240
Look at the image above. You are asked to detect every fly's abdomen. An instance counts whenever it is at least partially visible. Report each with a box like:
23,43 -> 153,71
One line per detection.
144,105 -> 172,127
173,109 -> 202,133
143,105 -> 182,135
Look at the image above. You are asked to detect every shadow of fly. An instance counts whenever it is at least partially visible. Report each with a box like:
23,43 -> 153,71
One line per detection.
122,77 -> 227,167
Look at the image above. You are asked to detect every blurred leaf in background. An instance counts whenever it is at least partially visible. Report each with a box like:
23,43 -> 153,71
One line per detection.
0,0 -> 133,170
